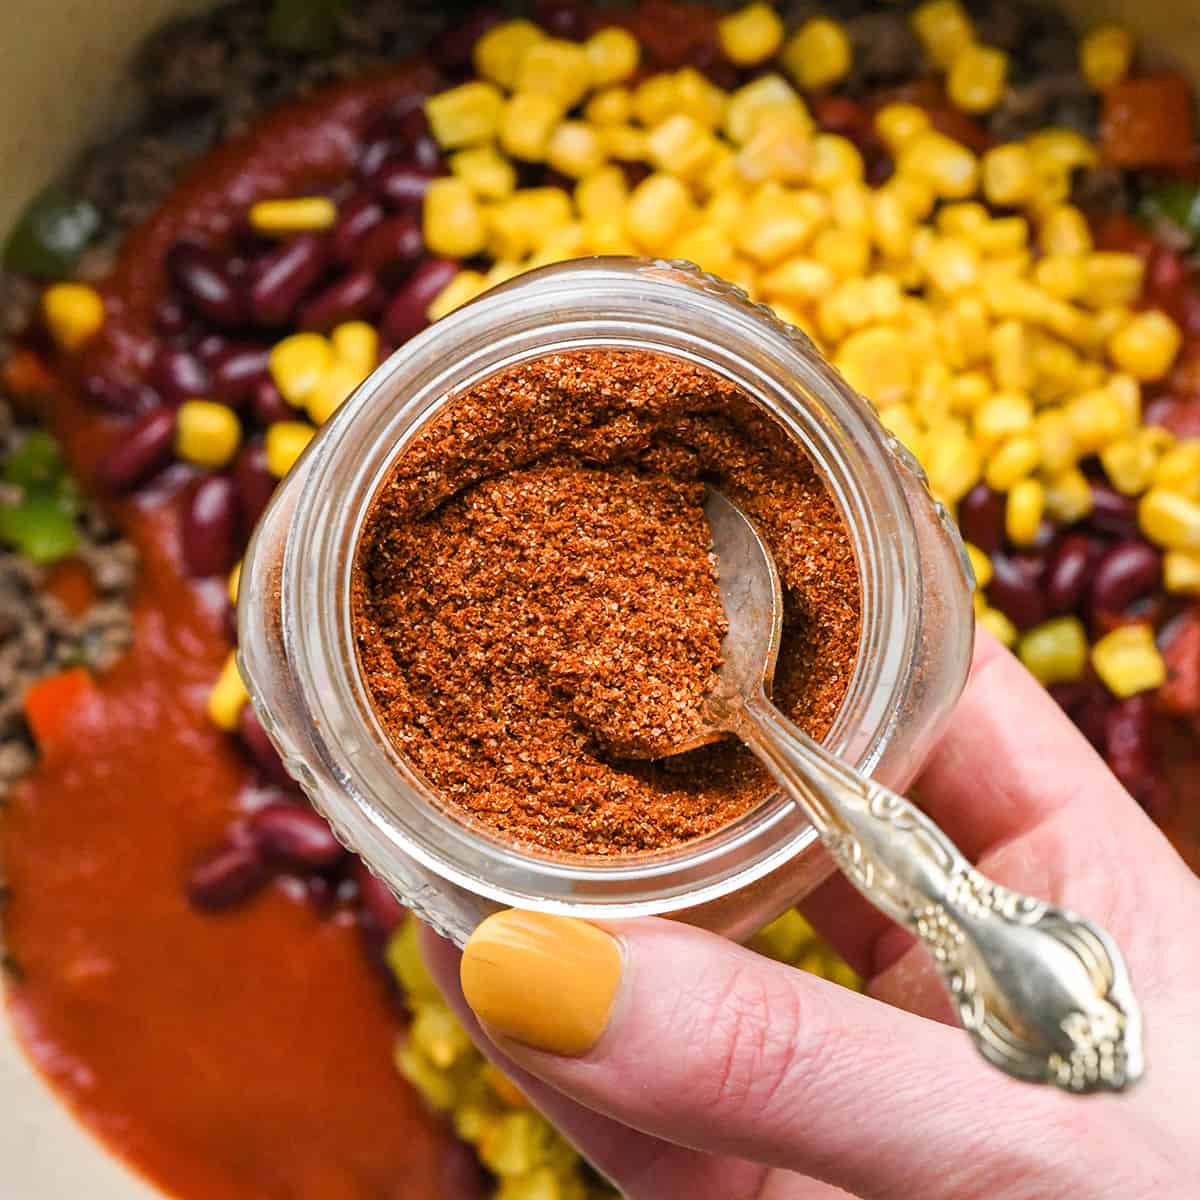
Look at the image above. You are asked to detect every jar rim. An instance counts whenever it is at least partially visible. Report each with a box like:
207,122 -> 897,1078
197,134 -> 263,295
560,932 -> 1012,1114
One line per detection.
265,258 -> 959,918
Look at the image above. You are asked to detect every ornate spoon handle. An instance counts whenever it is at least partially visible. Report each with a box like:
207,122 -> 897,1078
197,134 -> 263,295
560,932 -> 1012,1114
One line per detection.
739,692 -> 1144,1094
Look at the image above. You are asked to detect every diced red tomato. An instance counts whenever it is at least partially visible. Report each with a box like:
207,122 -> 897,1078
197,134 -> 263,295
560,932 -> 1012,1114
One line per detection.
1160,613 -> 1200,718
626,1 -> 716,67
23,667 -> 99,752
42,558 -> 97,617
1101,76 -> 1197,168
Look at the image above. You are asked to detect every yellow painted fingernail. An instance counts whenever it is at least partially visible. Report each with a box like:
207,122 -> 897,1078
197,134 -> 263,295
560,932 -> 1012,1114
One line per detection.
460,910 -> 622,1056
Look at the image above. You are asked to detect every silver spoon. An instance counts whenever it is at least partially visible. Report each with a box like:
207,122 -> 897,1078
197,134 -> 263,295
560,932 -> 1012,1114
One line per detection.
671,489 -> 1144,1094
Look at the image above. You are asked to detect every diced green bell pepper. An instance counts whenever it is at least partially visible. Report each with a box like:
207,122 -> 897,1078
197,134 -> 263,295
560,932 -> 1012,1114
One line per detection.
0,493 -> 79,564
1137,181 -> 1200,244
3,186 -> 102,279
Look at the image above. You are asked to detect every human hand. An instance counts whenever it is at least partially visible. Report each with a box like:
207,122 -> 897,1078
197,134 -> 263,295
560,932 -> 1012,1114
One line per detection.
421,631 -> 1200,1199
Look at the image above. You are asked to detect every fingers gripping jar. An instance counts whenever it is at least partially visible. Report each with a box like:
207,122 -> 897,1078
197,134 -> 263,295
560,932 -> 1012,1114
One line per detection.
238,258 -> 975,947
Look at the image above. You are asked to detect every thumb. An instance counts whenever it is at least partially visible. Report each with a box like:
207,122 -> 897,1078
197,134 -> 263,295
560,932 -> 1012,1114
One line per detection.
454,910 -> 1141,1200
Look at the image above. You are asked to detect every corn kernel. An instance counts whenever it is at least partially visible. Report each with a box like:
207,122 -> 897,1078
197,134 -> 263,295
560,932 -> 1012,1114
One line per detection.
227,561 -> 241,606
899,130 -> 978,199
913,360 -> 953,427
989,320 -> 1034,392
596,123 -> 647,164
514,38 -> 591,108
759,256 -> 834,304
1092,624 -> 1166,698
269,332 -> 333,407
718,2 -> 784,67
546,121 -> 606,179
449,145 -> 516,200
964,541 -> 992,589
976,391 -> 1034,443
671,224 -> 738,277
583,218 -> 636,255
1066,387 -> 1129,455
423,177 -> 487,258
1033,253 -> 1085,301
646,113 -> 719,178
1033,340 -> 1083,402
812,226 -> 870,278
702,187 -> 746,234
632,73 -> 680,128
426,269 -> 488,324
925,236 -> 980,294
1139,488 -> 1200,550
573,167 -> 626,223
911,0 -> 974,71
1081,252 -> 1144,308
1019,616 -> 1088,685
737,188 -> 826,264
1108,310 -> 1182,381
981,143 -> 1037,207
977,604 -> 1017,647
1005,477 -> 1045,545
426,82 -> 505,149
724,75 -> 802,144
937,294 -> 990,367
175,400 -> 241,468
1100,432 -> 1159,496
1036,408 -> 1079,475
207,652 -> 248,731
809,134 -> 864,189
870,189 -> 914,260
1039,205 -> 1093,256
926,426 -> 983,504
781,17 -> 852,91
969,216 -> 1028,259
1081,24 -> 1135,90
829,180 -> 871,231
947,44 -> 1008,114
986,435 -> 1040,492
499,92 -> 564,161
836,326 -> 914,406
474,19 -> 544,88
1028,129 -> 1099,174
584,86 -> 632,126
874,103 -> 931,155
489,187 -> 574,259
625,173 -> 696,252
736,111 -> 814,184
673,67 -> 728,129
265,420 -> 315,478
525,219 -> 585,265
306,359 -> 363,426
41,283 -> 104,352
1153,442 -> 1200,498
1044,466 -> 1093,523
329,322 -> 376,379
1165,550 -> 1200,595
248,196 -> 337,237
585,26 -> 639,86
878,403 -> 925,460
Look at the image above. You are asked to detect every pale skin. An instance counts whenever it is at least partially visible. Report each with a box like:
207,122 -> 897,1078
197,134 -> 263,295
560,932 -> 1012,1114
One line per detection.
422,632 -> 1200,1199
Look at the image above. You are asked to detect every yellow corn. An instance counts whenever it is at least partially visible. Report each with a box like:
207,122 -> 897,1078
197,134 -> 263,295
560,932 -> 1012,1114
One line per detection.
1066,387 -> 1131,455
1028,129 -> 1099,174
829,180 -> 871,231
947,370 -> 990,414
584,86 -> 632,126
1044,466 -> 1093,523
812,226 -> 870,278
269,332 -> 333,407
227,561 -> 241,606
1139,488 -> 1200,550
878,403 -> 925,460
632,73 -> 680,127
809,134 -> 864,190
487,188 -> 572,259
899,130 -> 979,199
964,541 -> 992,589
1006,477 -> 1045,545
737,188 -> 826,265
672,224 -> 739,277
913,361 -> 953,427
724,75 -> 802,144
718,2 -> 785,67
1153,442 -> 1200,498
449,145 -> 516,201
331,321 -> 378,378
976,390 -> 1034,443
1165,550 -> 1200,595
646,113 -> 719,179
759,256 -> 835,304
947,44 -> 1008,114
423,177 -> 487,258
925,236 -> 980,294
1100,432 -> 1159,496
625,173 -> 696,252
736,111 -> 814,184
265,420 -> 315,478
874,103 -> 931,154
969,216 -> 1028,258
41,282 -> 105,352
425,270 -> 488,324
207,652 -> 249,731
781,18 -> 853,91
574,166 -> 627,222
1039,205 -> 1093,256
1092,624 -> 1167,699
673,67 -> 728,129
989,320 -> 1034,392
1018,616 -> 1089,685
1082,252 -> 1144,307
986,435 -> 1041,491
173,399 -> 240,470
1081,24 -> 1135,90
1108,311 -> 1182,381
482,258 -> 526,288
425,82 -> 505,149
499,92 -> 564,161
911,0 -> 974,70
473,19 -> 544,88
871,188 -> 915,259
306,360 -> 364,426
248,196 -> 337,236
584,26 -> 639,86
981,143 -> 1037,207
978,605 -> 1018,648
835,326 -> 915,407
1033,254 -> 1085,301
597,123 -> 649,163
514,38 -> 592,108
1033,339 -> 1083,402
546,121 -> 606,178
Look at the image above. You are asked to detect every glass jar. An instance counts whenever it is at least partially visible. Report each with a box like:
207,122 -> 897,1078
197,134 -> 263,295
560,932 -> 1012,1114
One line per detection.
238,257 -> 975,947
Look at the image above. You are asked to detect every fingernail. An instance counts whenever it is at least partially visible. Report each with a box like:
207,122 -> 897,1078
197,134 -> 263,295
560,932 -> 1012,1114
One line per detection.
460,910 -> 622,1056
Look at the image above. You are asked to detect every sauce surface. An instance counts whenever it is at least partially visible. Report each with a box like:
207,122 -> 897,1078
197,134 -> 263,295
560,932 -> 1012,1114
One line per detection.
2,67 -> 462,1200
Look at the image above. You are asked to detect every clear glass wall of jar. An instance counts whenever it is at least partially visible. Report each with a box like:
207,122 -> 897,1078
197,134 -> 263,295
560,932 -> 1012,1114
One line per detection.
238,258 -> 975,946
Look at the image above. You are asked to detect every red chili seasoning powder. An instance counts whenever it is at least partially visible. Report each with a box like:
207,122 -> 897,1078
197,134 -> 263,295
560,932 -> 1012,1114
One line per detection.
352,349 -> 861,856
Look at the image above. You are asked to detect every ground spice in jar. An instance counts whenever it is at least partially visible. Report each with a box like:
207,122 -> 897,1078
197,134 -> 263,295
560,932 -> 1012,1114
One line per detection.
352,349 -> 861,856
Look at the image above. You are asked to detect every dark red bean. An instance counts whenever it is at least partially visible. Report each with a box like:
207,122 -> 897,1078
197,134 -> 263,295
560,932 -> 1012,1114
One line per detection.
81,371 -> 160,416
211,344 -> 271,407
151,347 -> 210,404
428,5 -> 504,72
959,483 -> 1006,554
234,438 -> 277,528
248,234 -> 329,327
987,552 -> 1047,631
297,269 -> 386,332
439,1138 -> 491,1200
1044,533 -> 1095,614
167,242 -> 245,327
1086,480 -> 1140,539
331,195 -> 385,262
1159,613 -> 1200,717
354,216 -> 424,273
1089,541 -> 1162,624
238,705 -> 293,788
536,0 -> 588,37
249,379 -> 292,428
306,875 -> 337,918
375,161 -> 433,214
154,299 -> 190,336
409,133 -> 445,175
187,841 -> 270,911
382,258 -> 457,345
1048,678 -> 1110,749
94,408 -> 177,493
352,859 -> 405,934
1143,393 -> 1200,440
181,473 -> 239,577
250,802 -> 346,870
1103,696 -> 1167,814
195,333 -> 230,364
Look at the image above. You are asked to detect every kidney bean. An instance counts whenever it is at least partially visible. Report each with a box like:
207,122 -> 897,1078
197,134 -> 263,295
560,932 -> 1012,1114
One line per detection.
195,333 -> 230,364
297,269 -> 385,332
683,40 -> 740,89
352,858 -> 405,934
439,1139 -> 491,1200
1044,533 -> 1095,614
151,347 -> 210,404
382,258 -> 457,345
354,215 -> 424,273
211,343 -> 271,407
154,298 -> 190,336
250,801 -> 346,870
331,194 -> 385,262
238,705 -> 293,788
1143,393 -> 1200,440
167,242 -> 245,327
987,551 -> 1047,630
248,234 -> 329,327
1159,612 -> 1200,717
187,840 -> 269,911
1089,541 -> 1162,623
375,161 -> 433,214
1048,678 -> 1110,749
249,379 -> 292,428
305,875 -> 338,918
181,473 -> 239,577
959,483 -> 1006,554
536,0 -> 588,37
94,408 -> 177,493
1085,480 -> 1140,539
1103,696 -> 1167,815
234,438 -> 277,529
81,371 -> 159,416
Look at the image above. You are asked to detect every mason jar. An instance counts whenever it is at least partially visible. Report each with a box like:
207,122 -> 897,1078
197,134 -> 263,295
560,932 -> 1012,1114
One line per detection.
238,256 -> 975,947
